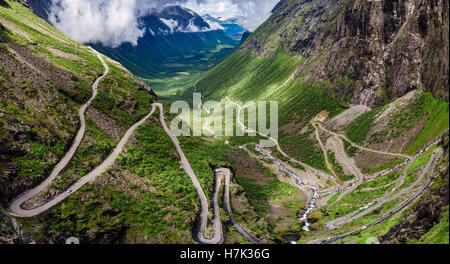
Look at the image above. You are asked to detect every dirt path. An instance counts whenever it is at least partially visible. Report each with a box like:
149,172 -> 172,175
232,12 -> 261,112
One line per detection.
317,123 -> 412,159
330,135 -> 365,204
312,123 -> 341,205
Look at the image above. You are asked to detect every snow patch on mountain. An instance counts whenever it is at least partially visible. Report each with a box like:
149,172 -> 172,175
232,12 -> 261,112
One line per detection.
203,17 -> 225,31
159,16 -> 221,33
159,18 -> 179,33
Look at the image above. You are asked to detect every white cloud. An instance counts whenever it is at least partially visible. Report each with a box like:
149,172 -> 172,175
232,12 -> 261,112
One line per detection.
183,0 -> 278,31
160,17 -> 222,33
232,0 -> 278,31
204,19 -> 225,31
49,0 -> 144,48
183,0 -> 239,19
48,0 -> 279,47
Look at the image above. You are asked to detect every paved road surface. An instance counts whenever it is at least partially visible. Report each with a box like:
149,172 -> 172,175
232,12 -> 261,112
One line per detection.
9,104 -> 157,217
325,148 -> 443,230
155,103 -> 223,244
8,95 -> 258,244
325,152 -> 417,229
8,50 -> 110,217
216,168 -> 261,244
8,77 -> 442,245
224,98 -> 338,197
312,123 -> 341,205
321,148 -> 443,243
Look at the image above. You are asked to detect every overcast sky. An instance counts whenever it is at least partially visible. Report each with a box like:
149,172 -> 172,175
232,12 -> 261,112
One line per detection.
48,0 -> 278,47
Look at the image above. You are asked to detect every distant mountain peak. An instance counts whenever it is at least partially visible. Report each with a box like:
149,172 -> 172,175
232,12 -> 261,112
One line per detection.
149,5 -> 211,34
202,14 -> 217,22
159,5 -> 198,19
202,15 -> 247,40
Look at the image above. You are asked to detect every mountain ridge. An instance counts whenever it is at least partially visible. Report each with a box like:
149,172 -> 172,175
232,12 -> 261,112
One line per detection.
237,0 -> 449,107
192,0 -> 449,244
24,1 -> 242,86
1,0 -> 448,245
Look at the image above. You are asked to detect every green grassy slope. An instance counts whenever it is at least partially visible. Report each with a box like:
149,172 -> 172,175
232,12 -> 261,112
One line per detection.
189,0 -> 449,244
192,47 -> 345,170
1,1 -> 271,244
193,48 -> 301,101
344,91 -> 449,155
0,1 -> 210,244
0,0 -> 156,192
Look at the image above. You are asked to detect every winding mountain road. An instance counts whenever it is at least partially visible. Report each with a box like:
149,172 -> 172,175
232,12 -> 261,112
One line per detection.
325,148 -> 442,230
224,97 -> 444,243
157,104 -> 260,244
216,168 -> 261,244
316,123 -> 412,160
224,97 -> 339,201
8,50 -> 111,217
8,81 -> 256,244
330,135 -> 365,204
155,103 -> 224,244
313,122 -> 415,207
316,123 -> 441,230
321,148 -> 443,243
6,58 -> 443,245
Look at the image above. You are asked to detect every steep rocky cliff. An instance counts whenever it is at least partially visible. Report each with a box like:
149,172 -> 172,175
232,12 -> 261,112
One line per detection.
241,0 -> 449,107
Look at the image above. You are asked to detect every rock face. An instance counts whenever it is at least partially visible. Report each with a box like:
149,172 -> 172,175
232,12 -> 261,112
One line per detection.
241,31 -> 252,44
0,208 -> 36,244
241,0 -> 449,107
0,0 -> 8,7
